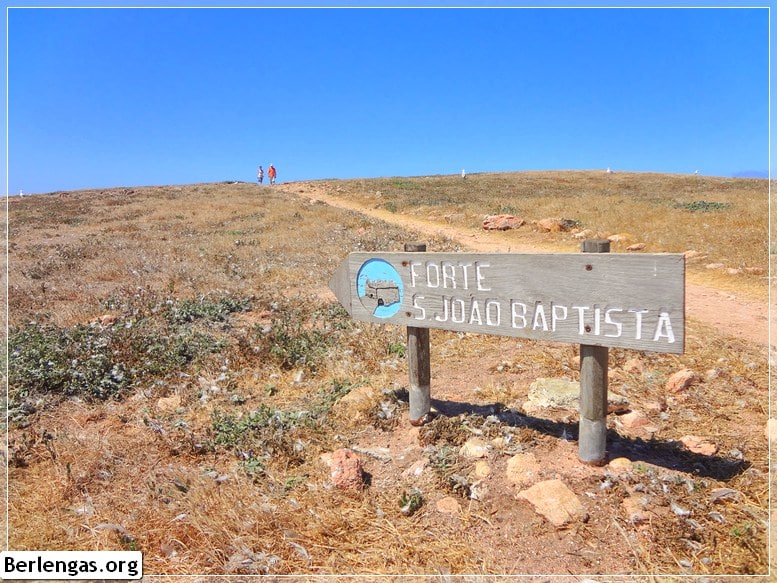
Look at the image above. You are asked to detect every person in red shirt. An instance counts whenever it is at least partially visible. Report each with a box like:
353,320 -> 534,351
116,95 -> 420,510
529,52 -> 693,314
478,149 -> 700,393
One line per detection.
268,164 -> 277,185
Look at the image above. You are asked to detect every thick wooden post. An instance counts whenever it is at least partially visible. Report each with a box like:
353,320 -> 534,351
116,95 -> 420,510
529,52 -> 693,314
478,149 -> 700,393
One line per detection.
579,239 -> 610,465
405,242 -> 432,426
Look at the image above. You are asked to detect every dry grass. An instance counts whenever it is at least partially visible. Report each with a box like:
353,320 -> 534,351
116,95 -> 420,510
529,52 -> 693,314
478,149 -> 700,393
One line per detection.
315,170 -> 769,298
5,174 -> 770,576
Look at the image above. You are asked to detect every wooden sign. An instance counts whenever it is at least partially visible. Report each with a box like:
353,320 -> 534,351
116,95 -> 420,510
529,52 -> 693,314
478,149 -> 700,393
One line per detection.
329,251 -> 685,354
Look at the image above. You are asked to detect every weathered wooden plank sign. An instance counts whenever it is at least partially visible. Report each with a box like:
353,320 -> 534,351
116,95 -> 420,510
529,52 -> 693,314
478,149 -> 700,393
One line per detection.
330,251 -> 685,354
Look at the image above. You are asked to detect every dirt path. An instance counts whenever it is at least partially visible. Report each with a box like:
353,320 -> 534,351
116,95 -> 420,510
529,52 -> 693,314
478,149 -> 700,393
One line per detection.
282,182 -> 772,349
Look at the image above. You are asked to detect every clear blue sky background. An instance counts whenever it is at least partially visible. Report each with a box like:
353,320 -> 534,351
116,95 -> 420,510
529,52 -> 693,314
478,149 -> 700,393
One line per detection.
5,4 -> 771,194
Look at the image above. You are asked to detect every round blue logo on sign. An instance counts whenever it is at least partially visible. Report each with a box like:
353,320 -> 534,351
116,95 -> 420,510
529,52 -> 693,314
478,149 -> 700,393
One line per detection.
356,259 -> 403,318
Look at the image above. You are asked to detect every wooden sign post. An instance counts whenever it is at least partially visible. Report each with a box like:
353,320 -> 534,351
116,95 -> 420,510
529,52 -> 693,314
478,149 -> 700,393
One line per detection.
329,244 -> 685,463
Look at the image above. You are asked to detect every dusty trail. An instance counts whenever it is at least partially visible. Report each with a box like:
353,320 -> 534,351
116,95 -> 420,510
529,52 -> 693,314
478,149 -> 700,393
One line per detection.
282,182 -> 772,349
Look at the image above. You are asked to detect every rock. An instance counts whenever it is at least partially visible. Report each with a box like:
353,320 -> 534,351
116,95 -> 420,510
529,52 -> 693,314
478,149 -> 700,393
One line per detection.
506,453 -> 540,487
98,314 -> 117,326
607,233 -> 632,243
705,263 -> 725,270
157,394 -> 181,413
745,267 -> 765,275
482,214 -> 525,230
436,496 -> 462,514
472,460 -> 492,479
622,494 -> 651,524
726,268 -> 742,275
526,378 -> 629,412
573,229 -> 594,239
618,410 -> 651,430
536,218 -> 577,232
402,459 -> 428,479
665,369 -> 697,393
626,243 -> 646,251
516,479 -> 587,526
608,457 -> 633,472
460,437 -> 488,458
684,250 -> 704,260
330,448 -> 365,491
680,435 -> 718,456
526,378 -> 580,409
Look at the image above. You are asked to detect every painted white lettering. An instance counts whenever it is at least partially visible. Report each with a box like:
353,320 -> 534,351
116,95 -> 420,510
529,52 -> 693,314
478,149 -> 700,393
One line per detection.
486,299 -> 501,326
653,311 -> 675,343
451,297 -> 466,324
594,307 -> 602,335
409,261 -> 422,288
532,302 -> 549,331
629,309 -> 649,340
573,306 -> 590,335
442,262 -> 456,289
460,263 -> 473,290
551,304 -> 568,331
604,308 -> 623,338
511,301 -> 528,329
435,297 -> 449,322
412,295 -> 426,321
426,263 -> 440,288
469,298 -> 483,325
476,263 -> 491,291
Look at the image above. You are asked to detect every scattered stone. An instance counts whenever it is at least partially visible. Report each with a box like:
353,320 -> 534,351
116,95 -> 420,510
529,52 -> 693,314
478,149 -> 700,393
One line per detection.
705,263 -> 725,270
618,410 -> 651,430
536,218 -> 577,232
525,378 -> 629,413
506,453 -> 540,487
156,394 -> 181,413
684,250 -> 703,260
573,229 -> 594,240
626,243 -> 646,251
710,487 -> 739,503
460,437 -> 488,458
402,459 -> 428,479
482,214 -> 525,230
726,268 -> 742,276
516,479 -> 587,527
680,435 -> 718,456
607,233 -> 632,243
98,314 -> 117,326
665,369 -> 697,393
330,448 -> 366,491
436,496 -> 462,514
745,267 -> 765,275
608,457 -> 633,473
472,460 -> 492,479
622,494 -> 651,524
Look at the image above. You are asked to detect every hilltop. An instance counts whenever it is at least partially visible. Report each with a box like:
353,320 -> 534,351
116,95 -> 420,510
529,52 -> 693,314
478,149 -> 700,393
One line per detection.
5,171 -> 771,577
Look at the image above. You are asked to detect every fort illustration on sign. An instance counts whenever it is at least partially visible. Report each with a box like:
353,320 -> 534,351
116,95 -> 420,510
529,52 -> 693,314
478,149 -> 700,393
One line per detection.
356,258 -> 403,318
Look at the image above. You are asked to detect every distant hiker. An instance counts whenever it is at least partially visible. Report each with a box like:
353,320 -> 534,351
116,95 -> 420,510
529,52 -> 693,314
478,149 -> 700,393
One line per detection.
461,169 -> 467,179
268,164 -> 277,185
257,166 -> 264,184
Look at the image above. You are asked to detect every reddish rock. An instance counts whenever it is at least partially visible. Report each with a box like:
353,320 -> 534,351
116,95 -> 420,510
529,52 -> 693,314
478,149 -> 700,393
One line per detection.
626,243 -> 646,251
665,369 -> 697,393
516,479 -> 586,526
482,214 -> 525,230
680,435 -> 718,456
330,448 -> 365,491
536,218 -> 579,232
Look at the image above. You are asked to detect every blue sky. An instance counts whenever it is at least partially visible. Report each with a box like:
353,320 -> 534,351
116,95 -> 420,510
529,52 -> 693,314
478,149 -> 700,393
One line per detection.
5,4 -> 770,194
